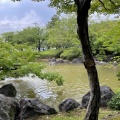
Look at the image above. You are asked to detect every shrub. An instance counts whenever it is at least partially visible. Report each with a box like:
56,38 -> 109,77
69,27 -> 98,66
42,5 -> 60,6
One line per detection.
117,71 -> 120,81
108,91 -> 120,110
95,50 -> 107,61
36,49 -> 63,59
60,47 -> 82,61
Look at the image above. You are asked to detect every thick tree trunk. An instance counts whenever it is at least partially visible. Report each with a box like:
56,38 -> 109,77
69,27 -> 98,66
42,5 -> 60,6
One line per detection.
74,0 -> 101,120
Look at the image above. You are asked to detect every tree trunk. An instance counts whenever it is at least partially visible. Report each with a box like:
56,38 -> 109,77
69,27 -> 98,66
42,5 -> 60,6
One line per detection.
74,0 -> 101,120
38,39 -> 41,51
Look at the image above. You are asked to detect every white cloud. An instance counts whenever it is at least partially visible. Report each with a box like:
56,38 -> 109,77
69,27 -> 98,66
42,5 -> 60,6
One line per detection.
0,10 -> 43,34
0,0 -> 20,10
0,0 -> 19,3
89,12 -> 119,23
0,0 -> 8,3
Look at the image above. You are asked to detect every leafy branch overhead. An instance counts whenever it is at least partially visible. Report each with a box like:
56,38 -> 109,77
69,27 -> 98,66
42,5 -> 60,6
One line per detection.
0,40 -> 63,86
12,0 -> 120,14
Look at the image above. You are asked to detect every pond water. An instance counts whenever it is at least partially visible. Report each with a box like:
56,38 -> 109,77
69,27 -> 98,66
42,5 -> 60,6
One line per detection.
0,63 -> 120,110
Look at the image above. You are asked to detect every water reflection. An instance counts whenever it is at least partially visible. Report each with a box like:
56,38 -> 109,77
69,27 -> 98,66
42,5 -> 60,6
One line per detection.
0,76 -> 57,99
0,63 -> 119,109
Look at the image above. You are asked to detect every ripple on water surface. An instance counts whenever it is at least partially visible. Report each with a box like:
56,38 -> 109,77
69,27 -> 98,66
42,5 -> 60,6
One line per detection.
0,63 -> 119,109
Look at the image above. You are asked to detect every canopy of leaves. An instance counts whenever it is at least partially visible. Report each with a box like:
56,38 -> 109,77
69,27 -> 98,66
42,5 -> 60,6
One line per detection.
91,0 -> 120,14
1,26 -> 48,51
1,32 -> 15,42
48,0 -> 120,14
60,47 -> 82,60
47,14 -> 60,28
47,14 -> 79,48
0,39 -> 63,85
89,20 -> 120,56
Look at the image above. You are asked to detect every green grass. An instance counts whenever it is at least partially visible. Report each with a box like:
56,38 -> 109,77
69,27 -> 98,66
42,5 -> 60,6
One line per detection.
26,108 -> 120,120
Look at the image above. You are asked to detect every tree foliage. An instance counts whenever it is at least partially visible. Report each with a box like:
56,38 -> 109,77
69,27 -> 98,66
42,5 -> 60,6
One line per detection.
108,91 -> 120,110
1,32 -> 15,42
101,21 -> 120,54
91,0 -> 120,14
60,47 -> 81,60
46,15 -> 120,61
47,14 -> 60,28
1,26 -> 48,51
14,0 -> 119,14
0,39 -> 63,85
89,20 -> 120,60
47,14 -> 79,48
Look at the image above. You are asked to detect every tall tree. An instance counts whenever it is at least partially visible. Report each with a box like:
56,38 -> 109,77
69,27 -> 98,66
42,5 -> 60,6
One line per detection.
74,1 -> 101,119
47,14 -> 60,29
47,15 -> 79,48
5,26 -> 48,51
47,1 -> 120,120
1,32 -> 14,42
11,0 -> 120,120
89,20 -> 120,59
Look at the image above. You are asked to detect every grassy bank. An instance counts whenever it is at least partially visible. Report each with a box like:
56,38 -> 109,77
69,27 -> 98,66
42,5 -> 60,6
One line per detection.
26,108 -> 120,120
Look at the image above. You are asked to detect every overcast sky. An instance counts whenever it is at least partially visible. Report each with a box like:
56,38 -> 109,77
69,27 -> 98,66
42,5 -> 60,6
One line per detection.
0,0 -> 56,34
0,0 -> 119,34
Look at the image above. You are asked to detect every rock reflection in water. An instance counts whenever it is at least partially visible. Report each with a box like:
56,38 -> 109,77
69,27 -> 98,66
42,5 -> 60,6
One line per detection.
0,76 -> 57,100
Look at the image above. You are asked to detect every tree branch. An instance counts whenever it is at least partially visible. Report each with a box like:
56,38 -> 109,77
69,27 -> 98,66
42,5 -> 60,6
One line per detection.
64,0 -> 73,5
109,0 -> 120,10
0,67 -> 18,71
98,0 -> 108,10
109,0 -> 116,7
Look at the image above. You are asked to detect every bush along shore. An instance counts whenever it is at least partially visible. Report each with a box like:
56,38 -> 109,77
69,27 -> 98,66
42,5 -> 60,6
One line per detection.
36,48 -> 119,66
0,83 -> 120,120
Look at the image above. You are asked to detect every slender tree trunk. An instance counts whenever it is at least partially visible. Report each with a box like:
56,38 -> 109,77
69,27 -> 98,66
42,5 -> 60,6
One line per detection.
38,39 -> 41,51
74,0 -> 101,120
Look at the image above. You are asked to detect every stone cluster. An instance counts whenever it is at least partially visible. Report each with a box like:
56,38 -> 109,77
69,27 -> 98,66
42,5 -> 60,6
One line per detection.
0,84 -> 114,120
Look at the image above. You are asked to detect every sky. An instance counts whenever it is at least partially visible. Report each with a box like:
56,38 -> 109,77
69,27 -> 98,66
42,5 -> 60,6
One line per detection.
0,0 -> 119,34
0,0 -> 56,34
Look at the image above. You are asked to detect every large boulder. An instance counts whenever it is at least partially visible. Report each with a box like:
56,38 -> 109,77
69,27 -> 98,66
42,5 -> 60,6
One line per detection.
100,86 -> 115,106
48,57 -> 56,62
59,98 -> 80,112
72,58 -> 82,63
0,94 -> 19,120
56,58 -> 64,63
63,60 -> 70,63
81,86 -> 115,108
19,98 -> 57,120
48,58 -> 56,65
0,83 -> 17,97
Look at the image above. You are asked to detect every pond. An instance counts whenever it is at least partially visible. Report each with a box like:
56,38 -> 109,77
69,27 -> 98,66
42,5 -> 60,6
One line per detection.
0,63 -> 120,110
